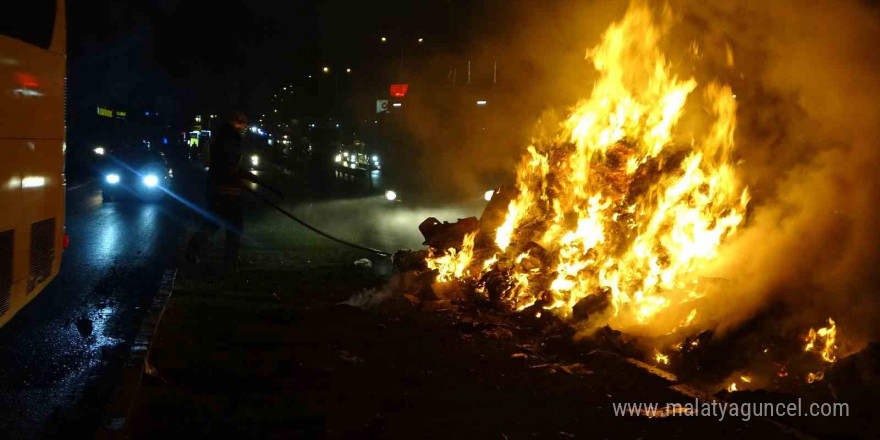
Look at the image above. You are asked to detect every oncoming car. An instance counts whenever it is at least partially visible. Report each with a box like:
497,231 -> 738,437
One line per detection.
100,147 -> 173,202
334,140 -> 381,171
249,153 -> 260,169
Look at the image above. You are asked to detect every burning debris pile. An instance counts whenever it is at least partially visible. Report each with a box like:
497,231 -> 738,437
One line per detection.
388,2 -> 873,397
423,5 -> 750,339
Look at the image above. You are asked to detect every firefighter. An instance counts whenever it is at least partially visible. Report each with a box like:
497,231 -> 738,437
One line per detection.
185,112 -> 254,271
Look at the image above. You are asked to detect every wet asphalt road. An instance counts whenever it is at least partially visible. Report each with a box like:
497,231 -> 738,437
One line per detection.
0,178 -> 189,439
0,160 -> 487,439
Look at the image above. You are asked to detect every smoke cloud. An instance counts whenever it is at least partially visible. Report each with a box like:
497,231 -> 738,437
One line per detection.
686,0 -> 880,347
396,0 -> 879,345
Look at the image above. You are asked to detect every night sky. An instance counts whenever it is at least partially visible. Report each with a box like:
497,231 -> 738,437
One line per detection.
67,0 -> 496,121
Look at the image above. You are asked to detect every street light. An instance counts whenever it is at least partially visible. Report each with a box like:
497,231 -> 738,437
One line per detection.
418,38 -> 424,43
323,66 -> 330,73
381,36 -> 387,42
346,68 -> 351,73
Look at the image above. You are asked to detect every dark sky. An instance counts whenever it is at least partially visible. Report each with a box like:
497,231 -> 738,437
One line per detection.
67,0 -> 486,120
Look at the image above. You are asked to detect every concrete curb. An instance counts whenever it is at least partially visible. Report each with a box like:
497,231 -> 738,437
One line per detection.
66,180 -> 93,192
96,268 -> 177,440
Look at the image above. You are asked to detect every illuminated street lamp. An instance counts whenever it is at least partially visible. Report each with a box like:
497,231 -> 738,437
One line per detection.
346,68 -> 351,74
322,66 -> 330,73
380,36 -> 387,42
418,38 -> 424,43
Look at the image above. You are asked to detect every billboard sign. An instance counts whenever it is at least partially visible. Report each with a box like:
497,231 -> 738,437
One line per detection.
376,99 -> 389,113
389,84 -> 409,98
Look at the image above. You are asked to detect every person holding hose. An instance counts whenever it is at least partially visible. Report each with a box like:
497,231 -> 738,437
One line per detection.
185,112 -> 272,271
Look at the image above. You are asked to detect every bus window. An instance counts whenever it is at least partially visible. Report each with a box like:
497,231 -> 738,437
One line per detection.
0,0 -> 56,49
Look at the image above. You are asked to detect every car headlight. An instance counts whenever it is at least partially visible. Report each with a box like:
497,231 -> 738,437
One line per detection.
143,174 -> 159,187
251,155 -> 259,166
385,190 -> 397,201
105,173 -> 120,184
343,151 -> 349,158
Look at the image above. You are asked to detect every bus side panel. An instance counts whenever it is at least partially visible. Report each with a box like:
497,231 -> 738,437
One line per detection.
0,139 -> 64,329
0,27 -> 66,328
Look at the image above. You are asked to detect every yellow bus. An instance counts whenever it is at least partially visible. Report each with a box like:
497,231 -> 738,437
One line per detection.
0,0 -> 67,328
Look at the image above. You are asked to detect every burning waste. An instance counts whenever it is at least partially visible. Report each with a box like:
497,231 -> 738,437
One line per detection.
383,0 -> 878,405
425,4 -> 750,335
426,4 -> 749,340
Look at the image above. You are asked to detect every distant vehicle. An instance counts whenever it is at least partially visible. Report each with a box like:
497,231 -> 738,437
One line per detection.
334,140 -> 382,172
246,152 -> 262,171
0,0 -> 67,328
242,135 -> 268,172
99,147 -> 173,202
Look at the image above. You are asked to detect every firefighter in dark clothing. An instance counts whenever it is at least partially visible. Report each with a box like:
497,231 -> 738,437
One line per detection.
185,112 -> 255,270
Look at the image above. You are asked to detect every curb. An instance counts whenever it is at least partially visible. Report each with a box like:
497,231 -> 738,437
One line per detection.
67,180 -> 93,192
96,268 -> 177,440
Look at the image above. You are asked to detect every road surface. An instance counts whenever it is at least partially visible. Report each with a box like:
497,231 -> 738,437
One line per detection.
0,161 -> 485,439
0,178 -> 187,439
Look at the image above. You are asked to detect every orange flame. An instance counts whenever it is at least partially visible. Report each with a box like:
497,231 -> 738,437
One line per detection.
429,3 -> 748,334
426,232 -> 478,283
803,317 -> 838,383
654,349 -> 669,365
804,317 -> 838,363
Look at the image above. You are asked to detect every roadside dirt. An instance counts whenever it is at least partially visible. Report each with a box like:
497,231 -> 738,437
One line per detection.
127,262 -> 815,439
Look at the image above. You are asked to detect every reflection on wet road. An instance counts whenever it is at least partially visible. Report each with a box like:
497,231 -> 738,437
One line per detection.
0,164 -> 489,438
0,182 -> 184,439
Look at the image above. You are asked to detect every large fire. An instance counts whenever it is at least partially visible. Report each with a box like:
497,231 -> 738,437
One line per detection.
427,3 -> 750,335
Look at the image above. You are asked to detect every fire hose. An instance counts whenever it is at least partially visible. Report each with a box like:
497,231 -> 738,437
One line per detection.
244,186 -> 393,257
